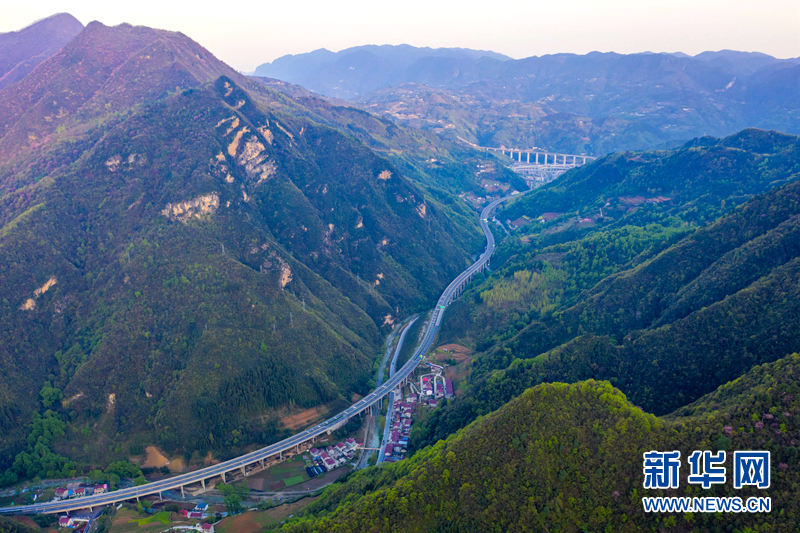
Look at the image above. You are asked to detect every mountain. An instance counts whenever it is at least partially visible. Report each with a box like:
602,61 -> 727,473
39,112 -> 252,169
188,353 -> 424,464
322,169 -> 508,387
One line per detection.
0,13 -> 83,90
275,354 -> 800,531
412,129 -> 800,448
692,49 -> 785,77
254,45 -> 800,154
0,19 -> 497,480
253,44 -> 511,100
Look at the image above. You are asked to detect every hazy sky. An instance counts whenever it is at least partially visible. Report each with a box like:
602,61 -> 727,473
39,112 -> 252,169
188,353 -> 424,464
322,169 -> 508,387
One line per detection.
3,0 -> 799,71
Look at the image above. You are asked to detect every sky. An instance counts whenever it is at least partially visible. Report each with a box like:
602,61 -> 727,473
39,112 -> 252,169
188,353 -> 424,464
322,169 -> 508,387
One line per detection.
3,0 -> 799,71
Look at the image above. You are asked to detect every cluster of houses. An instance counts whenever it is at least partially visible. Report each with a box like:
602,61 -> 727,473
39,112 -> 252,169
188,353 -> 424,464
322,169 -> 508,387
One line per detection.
57,509 -> 102,529
383,394 -> 417,462
180,501 -> 210,519
419,375 -> 454,408
308,437 -> 359,472
384,373 -> 455,463
53,483 -> 108,500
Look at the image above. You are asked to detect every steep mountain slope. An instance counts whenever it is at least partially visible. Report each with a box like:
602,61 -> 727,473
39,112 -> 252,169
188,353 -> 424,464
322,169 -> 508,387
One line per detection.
256,45 -> 800,153
0,20 -> 484,477
413,130 -> 800,447
277,355 -> 800,531
0,19 -> 243,164
0,13 -> 83,89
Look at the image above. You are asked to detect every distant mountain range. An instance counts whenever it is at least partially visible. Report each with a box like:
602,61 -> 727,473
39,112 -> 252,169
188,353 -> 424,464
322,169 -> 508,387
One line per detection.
253,44 -> 511,100
254,45 -> 800,154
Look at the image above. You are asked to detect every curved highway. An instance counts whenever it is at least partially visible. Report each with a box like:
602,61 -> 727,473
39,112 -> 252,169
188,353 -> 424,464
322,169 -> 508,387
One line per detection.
0,193 -> 516,515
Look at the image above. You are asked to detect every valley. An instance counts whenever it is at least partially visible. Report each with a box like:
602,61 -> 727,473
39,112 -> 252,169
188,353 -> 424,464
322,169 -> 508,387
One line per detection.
0,6 -> 798,532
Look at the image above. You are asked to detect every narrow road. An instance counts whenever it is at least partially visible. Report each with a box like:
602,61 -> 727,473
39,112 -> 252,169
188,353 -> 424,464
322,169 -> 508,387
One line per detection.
376,317 -> 418,464
357,316 -> 416,470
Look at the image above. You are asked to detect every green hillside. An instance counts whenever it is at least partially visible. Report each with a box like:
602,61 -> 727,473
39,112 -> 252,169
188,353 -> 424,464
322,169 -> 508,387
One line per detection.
0,21 -> 494,481
416,131 -> 800,449
276,354 -> 800,531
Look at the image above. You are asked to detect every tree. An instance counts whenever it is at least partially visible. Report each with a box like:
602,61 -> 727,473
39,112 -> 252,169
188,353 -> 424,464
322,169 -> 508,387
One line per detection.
218,482 -> 248,515
39,385 -> 62,410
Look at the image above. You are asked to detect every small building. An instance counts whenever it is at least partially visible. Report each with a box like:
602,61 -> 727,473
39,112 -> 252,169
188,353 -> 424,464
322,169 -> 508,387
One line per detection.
54,488 -> 69,499
344,437 -> 357,450
309,448 -> 321,458
93,483 -> 108,494
73,487 -> 85,497
201,524 -> 215,533
323,457 -> 336,471
335,442 -> 347,454
445,379 -> 454,398
58,516 -> 75,528
194,502 -> 209,512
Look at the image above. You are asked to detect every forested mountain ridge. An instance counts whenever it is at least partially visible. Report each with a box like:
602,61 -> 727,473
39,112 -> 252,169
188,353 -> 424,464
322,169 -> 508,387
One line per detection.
0,19 -> 494,480
275,353 -> 800,532
0,13 -> 83,90
413,130 -> 800,449
445,128 -> 800,353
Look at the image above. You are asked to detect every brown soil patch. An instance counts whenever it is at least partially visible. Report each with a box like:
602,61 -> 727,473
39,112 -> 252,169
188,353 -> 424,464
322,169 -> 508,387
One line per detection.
435,344 -> 473,395
217,498 -> 316,533
436,344 -> 472,362
142,446 -> 185,473
280,405 -> 327,431
143,446 -> 168,468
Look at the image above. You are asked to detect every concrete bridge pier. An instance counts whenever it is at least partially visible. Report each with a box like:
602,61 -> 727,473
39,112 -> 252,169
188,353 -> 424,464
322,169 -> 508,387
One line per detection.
180,485 -> 185,498
201,479 -> 206,491
221,471 -> 226,484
